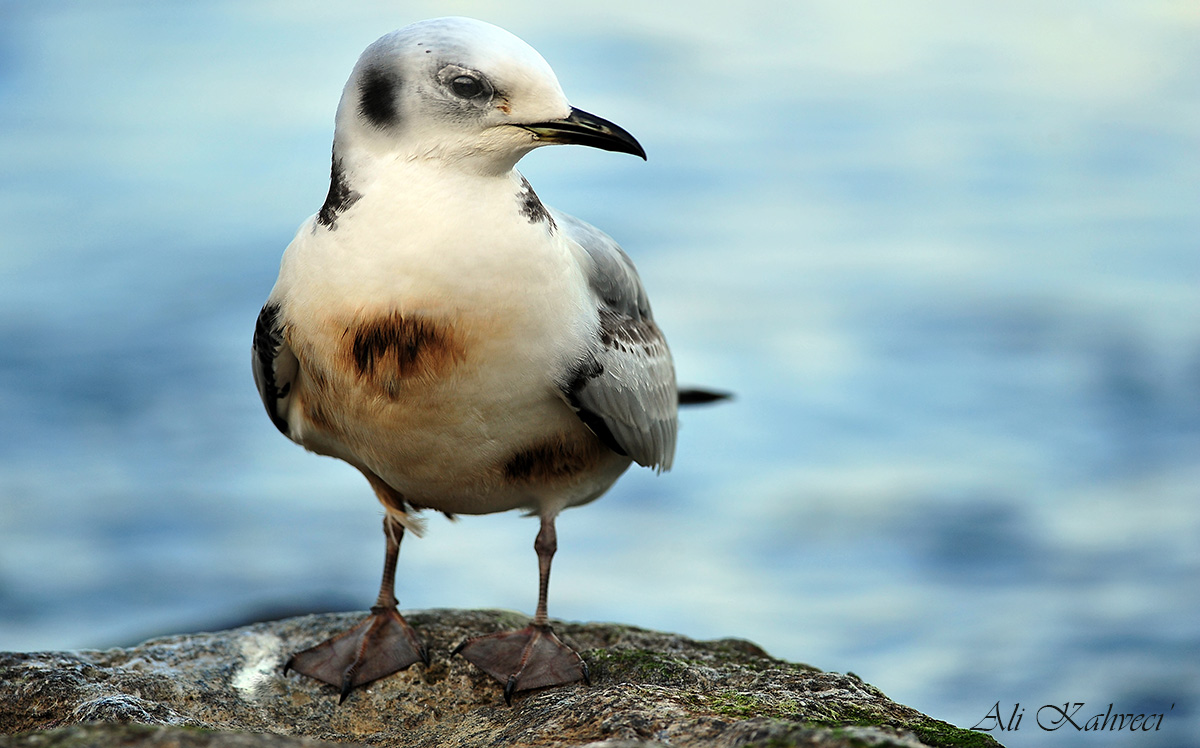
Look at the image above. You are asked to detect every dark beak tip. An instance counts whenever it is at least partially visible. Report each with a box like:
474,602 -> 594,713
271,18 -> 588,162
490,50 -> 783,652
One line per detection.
526,107 -> 647,161
601,134 -> 647,161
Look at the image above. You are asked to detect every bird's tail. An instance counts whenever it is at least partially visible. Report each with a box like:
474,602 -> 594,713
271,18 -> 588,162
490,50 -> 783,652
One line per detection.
678,388 -> 732,406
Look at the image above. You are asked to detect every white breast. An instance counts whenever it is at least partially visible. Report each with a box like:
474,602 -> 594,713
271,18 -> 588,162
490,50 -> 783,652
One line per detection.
268,163 -> 627,515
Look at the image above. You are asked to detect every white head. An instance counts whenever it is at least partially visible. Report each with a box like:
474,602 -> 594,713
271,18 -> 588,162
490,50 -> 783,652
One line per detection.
331,17 -> 644,176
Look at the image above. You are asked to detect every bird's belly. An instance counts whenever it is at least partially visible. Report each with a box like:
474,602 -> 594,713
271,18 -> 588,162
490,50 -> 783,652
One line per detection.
285,303 -> 628,516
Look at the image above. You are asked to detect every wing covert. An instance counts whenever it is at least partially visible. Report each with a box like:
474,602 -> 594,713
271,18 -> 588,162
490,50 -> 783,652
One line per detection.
554,210 -> 679,471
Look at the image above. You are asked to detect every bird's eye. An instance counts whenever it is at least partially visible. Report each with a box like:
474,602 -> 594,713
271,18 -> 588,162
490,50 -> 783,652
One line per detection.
451,75 -> 484,98
437,65 -> 493,104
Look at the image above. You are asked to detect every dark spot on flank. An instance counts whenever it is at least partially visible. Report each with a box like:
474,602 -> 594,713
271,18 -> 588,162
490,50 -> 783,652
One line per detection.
345,312 -> 464,391
316,156 -> 361,229
358,66 -> 401,127
517,175 -> 556,229
503,436 -> 604,483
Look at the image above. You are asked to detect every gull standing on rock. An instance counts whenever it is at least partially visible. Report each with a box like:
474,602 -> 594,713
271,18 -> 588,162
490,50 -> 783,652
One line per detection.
252,16 -> 725,704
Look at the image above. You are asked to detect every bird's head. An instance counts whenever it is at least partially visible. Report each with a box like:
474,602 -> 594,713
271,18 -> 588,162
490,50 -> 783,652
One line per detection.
332,17 -> 645,176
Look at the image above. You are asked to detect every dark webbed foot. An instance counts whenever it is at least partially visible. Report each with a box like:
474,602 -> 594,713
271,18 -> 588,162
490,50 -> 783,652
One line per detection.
453,623 -> 589,704
285,605 -> 428,703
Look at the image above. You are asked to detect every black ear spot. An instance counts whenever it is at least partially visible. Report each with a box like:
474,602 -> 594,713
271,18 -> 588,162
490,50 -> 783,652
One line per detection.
358,67 -> 400,127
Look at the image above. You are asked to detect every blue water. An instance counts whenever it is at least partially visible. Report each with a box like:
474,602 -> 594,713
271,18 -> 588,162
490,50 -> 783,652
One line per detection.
2,3 -> 1198,747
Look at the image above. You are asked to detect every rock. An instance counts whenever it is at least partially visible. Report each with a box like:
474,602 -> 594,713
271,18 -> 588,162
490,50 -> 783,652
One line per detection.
0,610 -> 999,748
0,723 -> 357,748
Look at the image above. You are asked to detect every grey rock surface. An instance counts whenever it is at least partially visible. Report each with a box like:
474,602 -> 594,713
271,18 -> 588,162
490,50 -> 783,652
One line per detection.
0,609 -> 999,748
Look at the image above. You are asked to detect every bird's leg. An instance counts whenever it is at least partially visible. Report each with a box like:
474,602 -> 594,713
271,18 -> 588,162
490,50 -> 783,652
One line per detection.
285,515 -> 428,702
453,513 -> 589,704
532,512 -> 554,625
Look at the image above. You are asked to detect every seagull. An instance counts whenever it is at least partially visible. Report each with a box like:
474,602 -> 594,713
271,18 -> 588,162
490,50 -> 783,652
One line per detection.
252,16 -> 726,704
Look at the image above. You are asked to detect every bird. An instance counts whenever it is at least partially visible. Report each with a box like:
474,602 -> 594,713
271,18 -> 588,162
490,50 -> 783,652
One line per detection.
252,16 -> 726,705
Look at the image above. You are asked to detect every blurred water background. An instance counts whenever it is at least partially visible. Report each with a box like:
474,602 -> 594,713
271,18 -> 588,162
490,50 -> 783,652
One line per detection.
2,1 -> 1198,746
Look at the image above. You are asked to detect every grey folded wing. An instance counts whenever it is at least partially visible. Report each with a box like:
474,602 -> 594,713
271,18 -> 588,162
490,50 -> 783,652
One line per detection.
252,301 -> 299,436
554,210 -> 678,472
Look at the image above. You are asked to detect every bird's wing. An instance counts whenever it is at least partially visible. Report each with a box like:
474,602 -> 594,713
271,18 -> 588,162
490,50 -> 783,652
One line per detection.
554,210 -> 678,471
252,302 -> 299,435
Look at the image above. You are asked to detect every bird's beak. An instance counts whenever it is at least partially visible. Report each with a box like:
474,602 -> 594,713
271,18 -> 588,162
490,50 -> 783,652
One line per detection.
521,107 -> 646,160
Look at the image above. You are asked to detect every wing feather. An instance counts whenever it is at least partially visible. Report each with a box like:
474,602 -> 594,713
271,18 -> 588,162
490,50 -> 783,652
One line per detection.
251,302 -> 298,435
554,210 -> 678,471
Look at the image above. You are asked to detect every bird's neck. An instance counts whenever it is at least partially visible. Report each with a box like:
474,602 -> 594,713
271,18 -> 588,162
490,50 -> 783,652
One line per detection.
331,133 -> 528,190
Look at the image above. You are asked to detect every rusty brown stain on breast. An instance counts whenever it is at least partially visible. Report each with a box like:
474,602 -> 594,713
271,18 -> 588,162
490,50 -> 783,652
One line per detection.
343,312 -> 465,392
503,433 -> 607,484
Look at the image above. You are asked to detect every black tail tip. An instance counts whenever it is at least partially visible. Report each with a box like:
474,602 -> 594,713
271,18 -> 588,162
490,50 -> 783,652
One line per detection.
678,388 -> 733,406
